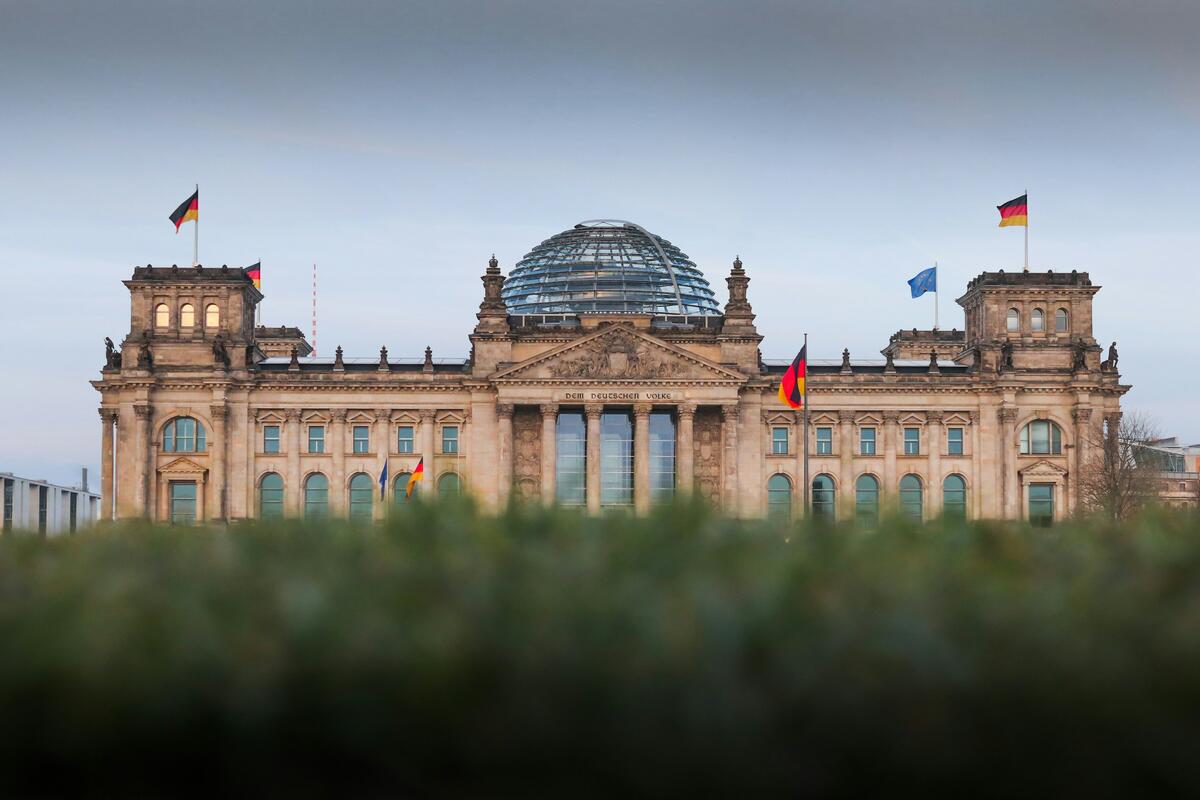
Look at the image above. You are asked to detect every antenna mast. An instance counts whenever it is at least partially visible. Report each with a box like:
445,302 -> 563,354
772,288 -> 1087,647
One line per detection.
311,262 -> 318,358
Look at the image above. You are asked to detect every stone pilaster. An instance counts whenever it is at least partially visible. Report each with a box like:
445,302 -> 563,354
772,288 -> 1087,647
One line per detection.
209,403 -> 227,522
419,409 -> 437,467
585,404 -> 603,514
99,408 -> 116,521
720,405 -> 740,516
373,408 -> 389,517
286,409 -> 302,516
926,410 -> 943,516
882,410 -> 899,507
633,404 -> 652,513
496,404 -> 514,508
133,404 -> 152,519
998,407 -> 1019,518
838,410 -> 855,521
1073,406 -> 1093,515
330,409 -> 347,516
676,404 -> 696,496
970,411 -> 982,519
540,404 -> 557,505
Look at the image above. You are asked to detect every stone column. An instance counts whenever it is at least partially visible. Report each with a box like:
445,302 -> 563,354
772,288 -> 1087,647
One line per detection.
329,410 -> 347,516
838,410 -> 855,520
540,404 -> 558,505
286,409 -> 302,516
720,404 -> 740,516
99,409 -> 116,521
633,404 -> 652,513
419,409 -> 437,468
970,411 -> 982,519
209,403 -> 227,522
585,404 -> 603,513
926,410 -> 943,516
998,406 -> 1018,519
1072,406 -> 1092,515
882,410 -> 899,509
373,408 -> 390,518
496,404 -> 514,508
245,407 -> 256,518
134,404 -> 152,520
676,404 -> 696,497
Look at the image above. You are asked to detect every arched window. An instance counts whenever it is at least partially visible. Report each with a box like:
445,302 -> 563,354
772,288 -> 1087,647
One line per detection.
767,474 -> 792,518
155,303 -> 170,328
1055,308 -> 1069,333
259,473 -> 284,519
812,474 -> 836,520
180,303 -> 195,328
1006,308 -> 1019,332
437,472 -> 461,499
855,475 -> 879,523
162,416 -> 206,452
899,474 -> 923,521
943,474 -> 967,519
205,303 -> 220,328
348,473 -> 374,521
304,473 -> 328,518
1031,308 -> 1045,331
1020,420 -> 1063,455
393,473 -> 417,505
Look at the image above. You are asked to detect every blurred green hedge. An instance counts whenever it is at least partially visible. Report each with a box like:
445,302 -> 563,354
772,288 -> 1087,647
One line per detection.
2,502 -> 1200,795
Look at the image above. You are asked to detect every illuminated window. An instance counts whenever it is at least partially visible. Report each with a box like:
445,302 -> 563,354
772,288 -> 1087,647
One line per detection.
205,303 -> 219,328
155,303 -> 170,328
180,303 -> 195,328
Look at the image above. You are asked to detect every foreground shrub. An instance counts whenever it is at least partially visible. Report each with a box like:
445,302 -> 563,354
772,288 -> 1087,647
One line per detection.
1,503 -> 1199,795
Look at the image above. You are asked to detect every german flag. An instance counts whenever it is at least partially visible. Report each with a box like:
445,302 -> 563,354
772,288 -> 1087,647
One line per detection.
997,194 -> 1027,227
169,189 -> 199,232
406,457 -> 425,497
245,262 -> 261,289
778,344 -> 806,410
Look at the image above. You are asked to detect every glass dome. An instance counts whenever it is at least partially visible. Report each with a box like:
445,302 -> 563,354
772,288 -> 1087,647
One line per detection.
501,220 -> 722,316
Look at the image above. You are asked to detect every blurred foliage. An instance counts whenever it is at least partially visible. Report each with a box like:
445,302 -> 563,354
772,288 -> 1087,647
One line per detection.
2,502 -> 1200,795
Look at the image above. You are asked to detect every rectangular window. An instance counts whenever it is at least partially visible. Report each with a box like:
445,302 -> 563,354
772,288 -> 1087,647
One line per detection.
263,425 -> 280,454
170,481 -> 197,525
308,425 -> 325,453
353,425 -> 370,454
38,486 -> 47,534
555,412 -> 586,506
947,427 -> 964,455
397,425 -> 414,454
816,427 -> 832,455
903,427 -> 920,455
771,427 -> 789,455
442,426 -> 459,454
860,427 -> 876,455
600,412 -> 633,508
1028,483 -> 1054,527
649,412 -> 676,502
2,479 -> 12,531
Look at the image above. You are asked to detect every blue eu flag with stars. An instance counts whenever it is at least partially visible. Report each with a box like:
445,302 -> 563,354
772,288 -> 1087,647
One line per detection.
908,266 -> 937,298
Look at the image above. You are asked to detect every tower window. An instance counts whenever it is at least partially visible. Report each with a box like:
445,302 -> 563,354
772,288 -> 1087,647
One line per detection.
180,303 -> 195,328
1055,308 -> 1069,332
155,303 -> 170,328
1031,308 -> 1045,331
205,303 -> 220,328
1007,308 -> 1020,332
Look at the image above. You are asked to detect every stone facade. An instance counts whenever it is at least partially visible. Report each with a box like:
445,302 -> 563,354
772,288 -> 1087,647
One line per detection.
93,254 -> 1128,524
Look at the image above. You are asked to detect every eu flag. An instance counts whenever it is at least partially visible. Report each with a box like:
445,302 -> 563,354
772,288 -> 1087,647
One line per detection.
907,266 -> 937,298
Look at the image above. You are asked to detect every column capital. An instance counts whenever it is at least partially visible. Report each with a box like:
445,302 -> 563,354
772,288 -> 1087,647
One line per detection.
331,408 -> 348,422
539,403 -> 558,416
496,403 -> 515,419
838,409 -> 856,424
926,410 -> 944,424
633,403 -> 652,418
373,408 -> 390,422
719,404 -> 740,421
285,409 -> 303,422
1072,406 -> 1093,423
677,403 -> 697,418
418,409 -> 437,423
584,403 -> 604,418
98,408 -> 118,423
882,410 -> 900,424
133,404 -> 152,420
209,404 -> 228,421
998,407 -> 1018,424
969,410 -> 980,424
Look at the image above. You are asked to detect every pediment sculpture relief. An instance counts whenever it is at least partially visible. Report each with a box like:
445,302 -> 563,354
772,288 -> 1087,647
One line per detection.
544,329 -> 688,379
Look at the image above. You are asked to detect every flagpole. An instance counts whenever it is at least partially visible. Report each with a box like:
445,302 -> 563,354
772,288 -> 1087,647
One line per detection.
802,332 -> 810,519
933,261 -> 939,330
193,183 -> 199,266
1024,189 -> 1029,273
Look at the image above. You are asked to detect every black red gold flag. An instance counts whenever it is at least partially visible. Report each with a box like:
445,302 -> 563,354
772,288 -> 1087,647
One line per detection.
406,457 -> 425,497
169,189 -> 199,232
245,262 -> 261,289
778,345 -> 807,410
997,194 -> 1028,227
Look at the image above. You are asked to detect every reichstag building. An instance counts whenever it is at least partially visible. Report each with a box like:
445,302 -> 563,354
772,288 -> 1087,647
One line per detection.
93,219 -> 1128,524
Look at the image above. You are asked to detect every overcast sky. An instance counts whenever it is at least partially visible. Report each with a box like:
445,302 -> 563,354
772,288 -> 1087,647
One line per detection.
2,0 -> 1198,487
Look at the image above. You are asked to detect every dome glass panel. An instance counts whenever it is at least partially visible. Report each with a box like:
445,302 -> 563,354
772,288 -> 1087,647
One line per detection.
501,220 -> 721,316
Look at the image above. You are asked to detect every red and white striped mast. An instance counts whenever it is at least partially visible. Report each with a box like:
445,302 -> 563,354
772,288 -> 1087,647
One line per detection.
311,262 -> 318,358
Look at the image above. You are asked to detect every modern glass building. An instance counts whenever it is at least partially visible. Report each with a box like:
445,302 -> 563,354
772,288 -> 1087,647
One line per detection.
500,219 -> 721,316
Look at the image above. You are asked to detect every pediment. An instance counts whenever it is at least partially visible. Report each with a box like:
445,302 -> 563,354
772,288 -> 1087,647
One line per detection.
493,324 -> 745,383
256,410 -> 286,423
899,413 -> 926,426
1019,459 -> 1069,478
943,412 -> 972,426
810,412 -> 839,425
158,456 -> 208,475
763,411 -> 799,425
